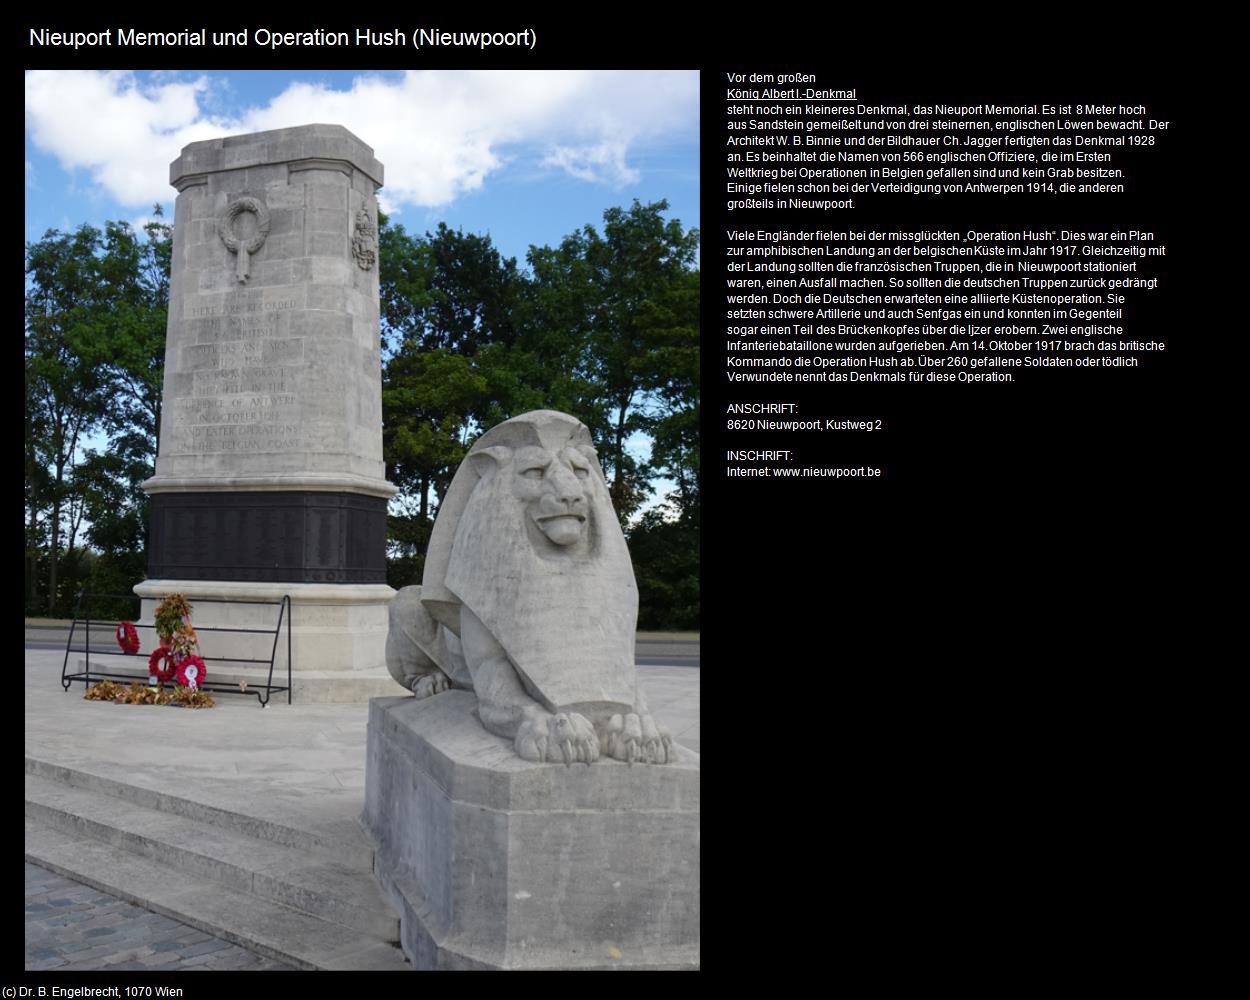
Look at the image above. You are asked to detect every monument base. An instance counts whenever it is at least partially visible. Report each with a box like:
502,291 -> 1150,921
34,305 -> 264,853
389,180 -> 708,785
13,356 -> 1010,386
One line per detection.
364,692 -> 700,970
134,579 -> 397,703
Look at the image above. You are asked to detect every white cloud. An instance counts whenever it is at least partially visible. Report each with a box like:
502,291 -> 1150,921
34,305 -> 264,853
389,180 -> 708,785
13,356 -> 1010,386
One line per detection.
541,140 -> 640,186
25,70 -> 697,210
24,71 -> 227,205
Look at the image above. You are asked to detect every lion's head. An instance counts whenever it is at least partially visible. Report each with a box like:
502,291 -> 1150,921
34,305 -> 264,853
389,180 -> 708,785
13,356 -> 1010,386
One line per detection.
451,412 -> 607,559
511,444 -> 594,546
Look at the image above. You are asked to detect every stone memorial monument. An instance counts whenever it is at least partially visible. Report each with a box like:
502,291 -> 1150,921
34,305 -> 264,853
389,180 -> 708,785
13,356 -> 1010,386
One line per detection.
137,125 -> 398,700
366,411 -> 699,969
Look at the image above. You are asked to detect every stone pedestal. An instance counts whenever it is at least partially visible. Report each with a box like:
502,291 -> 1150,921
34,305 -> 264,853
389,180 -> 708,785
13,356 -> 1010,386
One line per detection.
133,580 -> 401,702
364,692 -> 700,969
139,125 -> 397,700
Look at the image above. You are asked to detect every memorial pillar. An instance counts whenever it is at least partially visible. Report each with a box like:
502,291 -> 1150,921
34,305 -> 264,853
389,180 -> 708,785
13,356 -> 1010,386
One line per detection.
137,125 -> 398,701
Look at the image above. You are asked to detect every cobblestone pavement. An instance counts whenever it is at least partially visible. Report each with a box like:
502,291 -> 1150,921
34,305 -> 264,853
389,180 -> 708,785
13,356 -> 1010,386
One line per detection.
24,862 -> 293,972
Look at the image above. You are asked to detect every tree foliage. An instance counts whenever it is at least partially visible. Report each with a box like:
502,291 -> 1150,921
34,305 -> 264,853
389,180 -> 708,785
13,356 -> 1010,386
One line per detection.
24,212 -> 170,616
523,201 -> 700,523
627,502 -> 700,630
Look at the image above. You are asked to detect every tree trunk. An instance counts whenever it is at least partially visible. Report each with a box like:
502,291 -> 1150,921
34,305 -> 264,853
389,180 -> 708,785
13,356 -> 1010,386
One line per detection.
27,499 -> 39,610
48,492 -> 59,617
66,488 -> 83,554
612,402 -> 628,505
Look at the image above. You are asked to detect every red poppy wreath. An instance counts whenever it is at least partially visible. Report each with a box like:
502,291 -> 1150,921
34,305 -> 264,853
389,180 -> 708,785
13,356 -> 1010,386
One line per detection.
148,647 -> 177,683
175,655 -> 207,691
115,621 -> 140,655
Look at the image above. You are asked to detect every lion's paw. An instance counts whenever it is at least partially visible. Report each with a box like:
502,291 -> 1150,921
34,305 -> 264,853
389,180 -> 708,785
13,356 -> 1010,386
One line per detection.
547,712 -> 599,765
515,714 -> 549,762
515,711 -> 599,764
411,669 -> 452,700
604,713 -> 673,765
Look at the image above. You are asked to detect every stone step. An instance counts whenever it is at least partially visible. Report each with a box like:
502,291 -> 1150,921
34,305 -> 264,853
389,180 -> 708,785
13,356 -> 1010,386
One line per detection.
25,817 -> 410,972
25,772 -> 399,942
25,757 -> 374,869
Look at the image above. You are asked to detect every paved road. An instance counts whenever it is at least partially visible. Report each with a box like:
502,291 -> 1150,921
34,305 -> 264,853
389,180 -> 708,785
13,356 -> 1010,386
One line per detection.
25,862 -> 293,972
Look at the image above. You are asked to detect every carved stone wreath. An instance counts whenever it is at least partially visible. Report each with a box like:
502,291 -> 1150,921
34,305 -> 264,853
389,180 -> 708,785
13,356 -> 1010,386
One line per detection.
218,196 -> 271,283
352,208 -> 377,271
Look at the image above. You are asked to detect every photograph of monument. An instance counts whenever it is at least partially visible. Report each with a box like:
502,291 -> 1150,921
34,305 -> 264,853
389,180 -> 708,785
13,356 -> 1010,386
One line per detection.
25,70 -> 700,971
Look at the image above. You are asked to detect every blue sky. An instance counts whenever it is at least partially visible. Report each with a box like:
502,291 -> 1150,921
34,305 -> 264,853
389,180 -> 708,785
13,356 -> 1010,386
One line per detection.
25,69 -> 699,268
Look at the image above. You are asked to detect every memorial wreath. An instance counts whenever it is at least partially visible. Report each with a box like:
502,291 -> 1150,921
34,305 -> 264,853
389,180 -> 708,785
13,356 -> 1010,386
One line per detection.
175,655 -> 207,691
115,621 -> 140,655
148,647 -> 178,684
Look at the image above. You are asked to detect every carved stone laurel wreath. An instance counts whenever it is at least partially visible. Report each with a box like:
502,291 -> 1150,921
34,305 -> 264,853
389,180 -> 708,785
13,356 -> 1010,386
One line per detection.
218,196 -> 271,283
352,207 -> 377,271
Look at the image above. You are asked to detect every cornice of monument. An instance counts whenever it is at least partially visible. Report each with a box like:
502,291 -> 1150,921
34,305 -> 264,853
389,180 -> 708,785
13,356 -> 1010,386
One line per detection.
170,124 -> 384,189
134,579 -> 398,603
142,474 -> 398,498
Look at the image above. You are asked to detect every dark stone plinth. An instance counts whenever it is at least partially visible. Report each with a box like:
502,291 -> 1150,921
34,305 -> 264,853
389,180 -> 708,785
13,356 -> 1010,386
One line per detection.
147,491 -> 387,584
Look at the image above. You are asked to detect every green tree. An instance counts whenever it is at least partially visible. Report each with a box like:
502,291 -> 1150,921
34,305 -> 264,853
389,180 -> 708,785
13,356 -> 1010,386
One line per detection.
520,237 -> 605,430
642,256 -> 700,519
627,503 -> 700,630
25,213 -> 171,615
93,213 -> 171,461
525,201 -> 700,523
26,225 -> 111,614
382,348 -> 487,523
76,441 -> 151,620
25,361 -> 53,611
420,223 -> 523,354
377,212 -> 434,350
379,218 -> 524,530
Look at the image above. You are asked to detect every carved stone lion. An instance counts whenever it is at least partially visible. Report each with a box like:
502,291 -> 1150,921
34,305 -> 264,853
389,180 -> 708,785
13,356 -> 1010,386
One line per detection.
386,410 -> 672,765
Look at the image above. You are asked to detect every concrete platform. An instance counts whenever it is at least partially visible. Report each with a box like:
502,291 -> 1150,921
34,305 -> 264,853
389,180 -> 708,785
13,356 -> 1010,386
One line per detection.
24,645 -> 699,970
